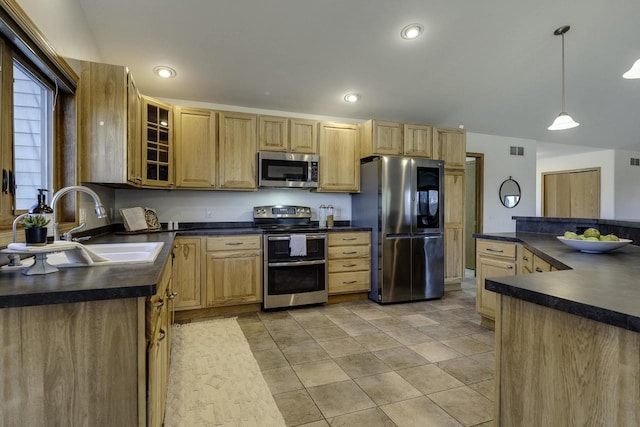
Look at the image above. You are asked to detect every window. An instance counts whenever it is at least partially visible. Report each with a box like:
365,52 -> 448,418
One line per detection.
13,59 -> 53,212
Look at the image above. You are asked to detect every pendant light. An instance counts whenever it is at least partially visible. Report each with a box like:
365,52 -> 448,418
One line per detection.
548,26 -> 579,130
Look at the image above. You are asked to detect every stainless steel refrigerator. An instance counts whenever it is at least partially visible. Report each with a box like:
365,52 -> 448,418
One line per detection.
352,156 -> 445,303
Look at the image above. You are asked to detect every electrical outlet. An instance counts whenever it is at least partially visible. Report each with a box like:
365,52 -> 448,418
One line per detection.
205,208 -> 213,218
79,208 -> 87,223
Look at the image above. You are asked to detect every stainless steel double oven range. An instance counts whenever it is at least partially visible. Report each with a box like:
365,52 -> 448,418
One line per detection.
254,205 -> 327,309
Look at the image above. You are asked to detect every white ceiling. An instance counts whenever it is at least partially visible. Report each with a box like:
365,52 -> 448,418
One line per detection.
74,0 -> 640,151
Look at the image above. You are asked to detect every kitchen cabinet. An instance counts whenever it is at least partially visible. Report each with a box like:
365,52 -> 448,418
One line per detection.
204,235 -> 262,306
218,111 -> 257,189
147,258 -> 174,427
433,127 -> 466,169
403,123 -> 434,158
142,96 -> 174,187
359,119 -> 403,157
258,115 -> 288,152
444,169 -> 465,286
290,118 -> 319,153
318,122 -> 359,192
327,231 -> 371,294
476,239 -> 517,327
172,237 -> 203,310
78,60 -> 142,185
174,107 -> 216,189
520,247 -> 554,274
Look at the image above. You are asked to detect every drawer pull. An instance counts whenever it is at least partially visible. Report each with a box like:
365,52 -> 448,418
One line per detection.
154,300 -> 165,311
535,267 -> 544,272
167,291 -> 178,300
342,251 -> 357,255
507,265 -> 513,270
157,329 -> 166,343
343,263 -> 357,267
522,256 -> 529,261
486,248 -> 504,253
342,237 -> 357,241
225,242 -> 244,246
343,280 -> 357,284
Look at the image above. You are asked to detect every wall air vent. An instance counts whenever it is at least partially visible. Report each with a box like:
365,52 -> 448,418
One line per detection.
510,146 -> 524,156
631,158 -> 640,166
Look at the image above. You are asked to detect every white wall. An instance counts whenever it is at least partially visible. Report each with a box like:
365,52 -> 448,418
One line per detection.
614,150 -> 640,220
536,149 -> 616,218
15,0 -> 102,61
115,189 -> 351,224
466,133 -> 537,233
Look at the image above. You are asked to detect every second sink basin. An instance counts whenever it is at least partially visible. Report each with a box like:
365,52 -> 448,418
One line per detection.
45,242 -> 165,266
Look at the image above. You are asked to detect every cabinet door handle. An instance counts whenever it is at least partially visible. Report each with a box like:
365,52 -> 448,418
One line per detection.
342,237 -> 357,241
2,169 -> 7,194
343,263 -> 357,267
342,251 -> 357,255
225,242 -> 243,246
157,328 -> 166,343
343,280 -> 357,284
154,300 -> 165,310
506,265 -> 513,270
522,256 -> 529,261
486,248 -> 504,253
8,170 -> 15,195
166,291 -> 178,300
535,267 -> 544,272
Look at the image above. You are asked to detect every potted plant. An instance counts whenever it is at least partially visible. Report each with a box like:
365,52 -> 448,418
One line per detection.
20,214 -> 50,246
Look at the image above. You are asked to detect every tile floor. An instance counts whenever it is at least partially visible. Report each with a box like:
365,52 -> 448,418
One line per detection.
237,271 -> 494,427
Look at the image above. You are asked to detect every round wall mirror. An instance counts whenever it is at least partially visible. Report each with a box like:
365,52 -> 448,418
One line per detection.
499,177 -> 521,208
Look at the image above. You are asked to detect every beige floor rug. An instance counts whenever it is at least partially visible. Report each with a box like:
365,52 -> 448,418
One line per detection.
164,318 -> 286,427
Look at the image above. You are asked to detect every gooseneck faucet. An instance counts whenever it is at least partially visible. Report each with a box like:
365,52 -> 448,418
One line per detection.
50,185 -> 108,241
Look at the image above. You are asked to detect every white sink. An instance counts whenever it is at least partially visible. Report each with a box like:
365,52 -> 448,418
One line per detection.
43,242 -> 165,267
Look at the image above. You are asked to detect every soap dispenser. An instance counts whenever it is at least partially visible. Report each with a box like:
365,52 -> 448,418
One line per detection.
30,189 -> 54,242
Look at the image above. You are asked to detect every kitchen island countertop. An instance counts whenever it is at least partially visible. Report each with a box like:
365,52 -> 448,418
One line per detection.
474,232 -> 640,332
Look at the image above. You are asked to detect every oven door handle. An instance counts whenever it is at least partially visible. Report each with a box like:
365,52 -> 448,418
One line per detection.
268,259 -> 326,267
267,235 -> 326,241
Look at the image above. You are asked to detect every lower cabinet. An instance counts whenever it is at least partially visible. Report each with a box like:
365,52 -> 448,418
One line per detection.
328,231 -> 371,295
475,239 -> 517,328
147,257 -> 174,427
172,237 -> 202,310
204,235 -> 262,306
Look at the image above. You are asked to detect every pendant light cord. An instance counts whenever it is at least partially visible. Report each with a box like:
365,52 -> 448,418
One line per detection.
561,32 -> 566,112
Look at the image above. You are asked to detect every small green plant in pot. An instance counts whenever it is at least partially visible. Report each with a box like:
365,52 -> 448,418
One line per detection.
21,214 -> 50,246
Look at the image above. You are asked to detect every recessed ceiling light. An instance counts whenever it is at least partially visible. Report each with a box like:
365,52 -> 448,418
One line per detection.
344,93 -> 360,103
153,66 -> 177,79
400,23 -> 424,40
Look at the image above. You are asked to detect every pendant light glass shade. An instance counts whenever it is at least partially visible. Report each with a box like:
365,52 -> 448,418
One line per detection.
548,112 -> 579,130
548,26 -> 579,131
623,58 -> 640,79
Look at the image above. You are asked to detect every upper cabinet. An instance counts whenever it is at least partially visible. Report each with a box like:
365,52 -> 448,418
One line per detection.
142,96 -> 173,187
318,122 -> 359,192
174,107 -> 216,189
79,61 -> 141,185
433,127 -> 466,169
403,123 -> 433,158
259,116 -> 318,154
360,119 -> 403,157
219,111 -> 257,190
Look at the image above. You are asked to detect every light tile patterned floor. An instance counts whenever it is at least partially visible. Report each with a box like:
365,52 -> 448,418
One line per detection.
238,272 -> 494,427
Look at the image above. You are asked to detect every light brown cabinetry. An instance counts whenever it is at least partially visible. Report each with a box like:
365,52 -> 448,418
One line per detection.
204,235 -> 262,306
174,107 -> 216,188
520,247 -> 554,274
147,259 -> 173,427
172,237 -> 202,310
318,122 -> 359,192
403,123 -> 433,158
258,116 -> 318,153
444,169 -> 465,286
359,119 -> 403,157
328,231 -> 371,294
218,111 -> 257,189
79,60 -> 142,185
142,96 -> 173,187
476,239 -> 517,328
290,118 -> 319,153
433,127 -> 466,169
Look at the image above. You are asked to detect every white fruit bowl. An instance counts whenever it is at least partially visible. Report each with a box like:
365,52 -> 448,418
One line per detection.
556,236 -> 633,253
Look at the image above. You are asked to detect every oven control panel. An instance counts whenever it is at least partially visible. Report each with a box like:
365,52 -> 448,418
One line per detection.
253,205 -> 311,219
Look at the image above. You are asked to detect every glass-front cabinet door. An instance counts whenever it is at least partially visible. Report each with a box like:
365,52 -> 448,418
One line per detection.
142,96 -> 173,187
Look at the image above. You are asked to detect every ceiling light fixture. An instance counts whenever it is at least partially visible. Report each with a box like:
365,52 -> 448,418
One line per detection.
153,66 -> 177,79
623,58 -> 640,79
344,93 -> 360,103
548,26 -> 579,131
400,23 -> 424,40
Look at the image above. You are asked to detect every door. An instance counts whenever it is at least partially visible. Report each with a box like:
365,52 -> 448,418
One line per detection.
411,235 -> 444,300
381,156 -> 411,235
543,168 -> 600,218
381,236 -> 411,302
412,158 -> 444,233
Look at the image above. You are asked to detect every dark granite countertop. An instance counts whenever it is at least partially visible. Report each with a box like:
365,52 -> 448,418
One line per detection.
474,232 -> 640,332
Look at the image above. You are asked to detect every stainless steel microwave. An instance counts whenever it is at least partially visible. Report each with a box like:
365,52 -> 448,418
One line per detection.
258,151 -> 319,188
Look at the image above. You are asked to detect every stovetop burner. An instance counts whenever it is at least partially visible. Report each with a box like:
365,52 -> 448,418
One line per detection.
253,205 -> 317,233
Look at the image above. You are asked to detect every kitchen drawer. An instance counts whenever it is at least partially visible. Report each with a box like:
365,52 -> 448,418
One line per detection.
477,239 -> 517,260
328,257 -> 370,273
533,255 -> 552,273
206,235 -> 261,251
521,247 -> 534,274
328,232 -> 370,246
328,244 -> 370,259
328,270 -> 370,294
